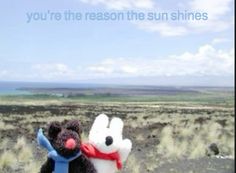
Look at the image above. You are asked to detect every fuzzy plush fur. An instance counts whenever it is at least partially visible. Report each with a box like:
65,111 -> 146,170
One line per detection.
86,114 -> 132,173
40,120 -> 97,173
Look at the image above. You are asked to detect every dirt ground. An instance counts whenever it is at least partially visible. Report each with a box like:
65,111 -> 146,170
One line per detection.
0,102 -> 234,173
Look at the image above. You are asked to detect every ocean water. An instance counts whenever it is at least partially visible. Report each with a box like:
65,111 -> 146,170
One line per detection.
0,81 -> 106,95
1,81 -> 232,96
0,82 -> 30,95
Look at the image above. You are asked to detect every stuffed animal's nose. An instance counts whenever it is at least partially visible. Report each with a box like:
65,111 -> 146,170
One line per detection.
105,136 -> 113,146
65,138 -> 76,149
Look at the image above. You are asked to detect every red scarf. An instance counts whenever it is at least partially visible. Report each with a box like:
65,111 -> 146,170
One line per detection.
81,143 -> 122,170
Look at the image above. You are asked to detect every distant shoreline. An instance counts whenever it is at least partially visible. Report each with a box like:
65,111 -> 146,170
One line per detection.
0,81 -> 234,96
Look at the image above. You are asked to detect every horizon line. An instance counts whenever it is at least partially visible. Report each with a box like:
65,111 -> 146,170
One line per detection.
0,80 -> 234,88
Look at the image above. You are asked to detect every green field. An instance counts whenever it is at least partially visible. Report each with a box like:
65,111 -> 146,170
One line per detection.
0,87 -> 234,105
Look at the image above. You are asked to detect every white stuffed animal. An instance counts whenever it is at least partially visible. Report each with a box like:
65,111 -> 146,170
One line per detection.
81,114 -> 132,173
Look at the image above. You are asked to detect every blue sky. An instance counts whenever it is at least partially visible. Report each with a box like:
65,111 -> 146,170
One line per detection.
0,0 -> 234,86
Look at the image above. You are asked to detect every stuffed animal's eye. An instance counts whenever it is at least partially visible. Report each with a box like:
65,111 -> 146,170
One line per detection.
65,120 -> 82,134
105,136 -> 113,146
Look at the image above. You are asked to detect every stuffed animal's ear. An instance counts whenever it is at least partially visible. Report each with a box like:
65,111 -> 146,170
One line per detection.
65,120 -> 82,134
48,121 -> 61,139
110,117 -> 124,135
90,114 -> 109,133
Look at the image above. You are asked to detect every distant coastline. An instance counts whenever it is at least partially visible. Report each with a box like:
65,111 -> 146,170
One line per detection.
0,81 -> 234,96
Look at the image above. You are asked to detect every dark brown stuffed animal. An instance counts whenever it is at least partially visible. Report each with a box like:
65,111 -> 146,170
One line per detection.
40,120 -> 97,173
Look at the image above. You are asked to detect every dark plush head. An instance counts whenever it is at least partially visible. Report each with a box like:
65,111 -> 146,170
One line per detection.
48,120 -> 82,158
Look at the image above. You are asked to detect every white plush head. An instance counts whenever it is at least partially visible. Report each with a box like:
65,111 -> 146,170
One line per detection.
89,114 -> 124,153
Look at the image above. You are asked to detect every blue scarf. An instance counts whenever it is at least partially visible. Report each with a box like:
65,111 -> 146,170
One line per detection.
37,128 -> 81,173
